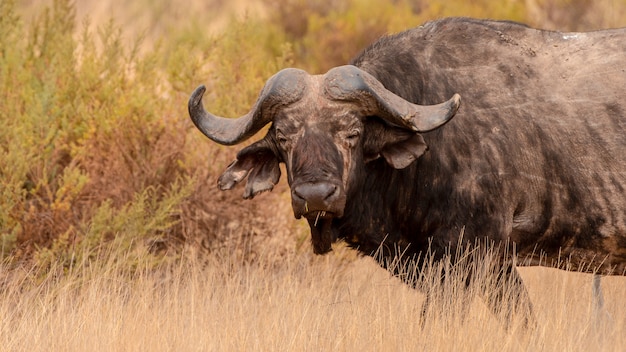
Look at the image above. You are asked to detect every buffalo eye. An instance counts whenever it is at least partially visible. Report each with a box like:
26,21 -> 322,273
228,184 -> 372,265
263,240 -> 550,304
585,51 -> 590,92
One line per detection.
345,129 -> 361,148
275,130 -> 290,148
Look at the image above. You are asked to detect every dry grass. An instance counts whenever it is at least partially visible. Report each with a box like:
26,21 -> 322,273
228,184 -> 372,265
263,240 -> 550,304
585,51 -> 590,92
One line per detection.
1,246 -> 625,352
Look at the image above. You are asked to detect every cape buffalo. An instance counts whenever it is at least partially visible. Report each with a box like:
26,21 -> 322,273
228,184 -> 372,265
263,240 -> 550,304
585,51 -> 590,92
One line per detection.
189,17 -> 626,324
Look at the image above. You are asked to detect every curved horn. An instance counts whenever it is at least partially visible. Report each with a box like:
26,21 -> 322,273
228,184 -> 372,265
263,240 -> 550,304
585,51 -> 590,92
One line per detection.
188,68 -> 308,146
323,65 -> 461,132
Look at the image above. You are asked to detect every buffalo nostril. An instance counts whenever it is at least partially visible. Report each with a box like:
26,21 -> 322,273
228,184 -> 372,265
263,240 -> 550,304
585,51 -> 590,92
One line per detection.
324,186 -> 339,200
293,182 -> 338,210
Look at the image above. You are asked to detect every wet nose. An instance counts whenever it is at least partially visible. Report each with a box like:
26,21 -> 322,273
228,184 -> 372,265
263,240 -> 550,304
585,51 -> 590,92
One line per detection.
292,182 -> 339,212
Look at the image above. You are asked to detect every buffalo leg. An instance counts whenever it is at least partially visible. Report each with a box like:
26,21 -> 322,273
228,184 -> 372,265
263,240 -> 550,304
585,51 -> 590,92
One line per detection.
591,273 -> 612,339
418,284 -> 473,329
482,265 -> 535,330
592,274 -> 605,315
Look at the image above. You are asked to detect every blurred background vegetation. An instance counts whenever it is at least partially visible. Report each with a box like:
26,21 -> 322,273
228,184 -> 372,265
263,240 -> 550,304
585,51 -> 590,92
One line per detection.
2,0 -> 626,273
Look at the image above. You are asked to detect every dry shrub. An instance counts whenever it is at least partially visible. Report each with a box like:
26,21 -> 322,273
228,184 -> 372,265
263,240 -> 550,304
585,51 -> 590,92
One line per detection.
264,0 -> 414,72
526,0 -> 626,30
1,0 -> 299,270
262,0 -> 349,42
178,165 -> 298,263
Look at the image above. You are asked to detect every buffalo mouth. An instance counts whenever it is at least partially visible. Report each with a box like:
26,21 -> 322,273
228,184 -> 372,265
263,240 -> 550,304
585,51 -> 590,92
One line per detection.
290,181 -> 345,254
304,211 -> 336,255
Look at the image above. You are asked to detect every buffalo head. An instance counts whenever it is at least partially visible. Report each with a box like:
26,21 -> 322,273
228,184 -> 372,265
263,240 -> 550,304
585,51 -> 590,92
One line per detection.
189,65 -> 460,254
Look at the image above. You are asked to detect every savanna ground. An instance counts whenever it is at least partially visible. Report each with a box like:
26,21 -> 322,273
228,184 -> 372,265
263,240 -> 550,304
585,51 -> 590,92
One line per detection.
1,0 -> 626,350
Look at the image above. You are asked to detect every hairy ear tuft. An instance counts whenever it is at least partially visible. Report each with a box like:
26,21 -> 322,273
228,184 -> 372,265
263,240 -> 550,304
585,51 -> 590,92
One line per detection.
217,139 -> 281,198
242,154 -> 281,199
218,161 -> 249,190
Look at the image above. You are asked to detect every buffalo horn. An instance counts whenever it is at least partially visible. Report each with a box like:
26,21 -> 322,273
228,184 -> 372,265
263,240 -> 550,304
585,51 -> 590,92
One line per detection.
323,65 -> 461,132
188,68 -> 308,146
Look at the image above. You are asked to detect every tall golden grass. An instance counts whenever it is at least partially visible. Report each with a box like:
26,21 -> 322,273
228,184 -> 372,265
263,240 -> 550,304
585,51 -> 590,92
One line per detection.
1,245 -> 625,351
3,0 -> 626,350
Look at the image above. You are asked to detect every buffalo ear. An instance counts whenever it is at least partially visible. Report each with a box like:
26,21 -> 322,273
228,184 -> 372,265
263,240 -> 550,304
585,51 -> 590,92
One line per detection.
380,133 -> 428,169
217,139 -> 281,199
364,119 -> 429,169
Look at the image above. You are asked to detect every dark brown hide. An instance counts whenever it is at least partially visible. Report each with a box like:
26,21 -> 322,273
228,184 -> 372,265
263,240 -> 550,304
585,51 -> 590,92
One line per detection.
349,18 -> 626,275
